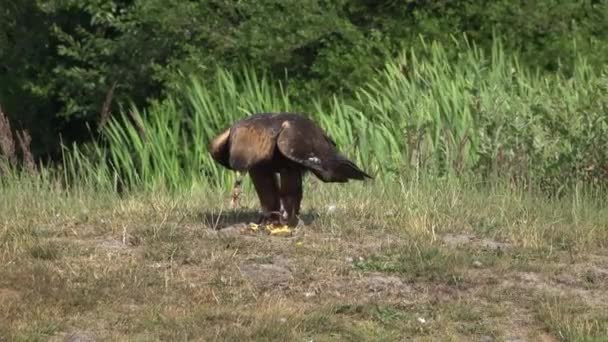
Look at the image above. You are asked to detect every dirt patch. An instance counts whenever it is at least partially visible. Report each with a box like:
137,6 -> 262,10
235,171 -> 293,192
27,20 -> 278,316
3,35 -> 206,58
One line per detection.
302,272 -> 420,303
441,233 -> 513,251
590,265 -> 608,281
442,233 -> 476,247
216,223 -> 251,238
48,331 -> 97,342
239,256 -> 293,289
65,331 -> 96,342
500,271 -> 608,309
478,238 -> 512,251
0,287 -> 20,303
93,238 -> 140,258
360,273 -> 413,296
98,238 -> 132,250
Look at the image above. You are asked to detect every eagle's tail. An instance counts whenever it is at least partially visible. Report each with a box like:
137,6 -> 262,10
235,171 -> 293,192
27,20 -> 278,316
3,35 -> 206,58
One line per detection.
334,158 -> 373,181
310,156 -> 373,183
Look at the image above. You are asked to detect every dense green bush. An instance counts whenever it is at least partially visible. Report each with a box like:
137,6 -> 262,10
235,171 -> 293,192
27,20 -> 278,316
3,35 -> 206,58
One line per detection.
349,38 -> 608,192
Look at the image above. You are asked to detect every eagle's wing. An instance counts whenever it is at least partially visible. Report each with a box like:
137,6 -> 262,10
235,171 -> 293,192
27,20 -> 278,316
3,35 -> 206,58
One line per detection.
227,115 -> 281,171
208,115 -> 280,171
275,118 -> 332,172
276,116 -> 372,182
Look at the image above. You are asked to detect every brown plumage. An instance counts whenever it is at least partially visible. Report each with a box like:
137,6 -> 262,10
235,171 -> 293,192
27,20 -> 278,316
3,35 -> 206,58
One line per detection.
208,112 -> 372,227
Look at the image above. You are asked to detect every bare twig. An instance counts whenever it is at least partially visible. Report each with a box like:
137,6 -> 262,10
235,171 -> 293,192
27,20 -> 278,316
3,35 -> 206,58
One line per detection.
0,104 -> 16,167
16,129 -> 36,173
98,81 -> 118,132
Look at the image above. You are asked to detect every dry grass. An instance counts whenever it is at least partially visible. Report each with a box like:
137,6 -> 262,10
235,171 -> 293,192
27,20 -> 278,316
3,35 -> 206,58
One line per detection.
1,178 -> 607,341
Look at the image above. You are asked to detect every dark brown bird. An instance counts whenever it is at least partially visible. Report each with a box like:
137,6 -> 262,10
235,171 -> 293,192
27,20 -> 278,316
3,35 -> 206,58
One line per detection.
208,112 -> 372,227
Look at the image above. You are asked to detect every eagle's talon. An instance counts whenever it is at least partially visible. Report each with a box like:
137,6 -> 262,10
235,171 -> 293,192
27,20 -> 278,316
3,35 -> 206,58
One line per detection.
257,211 -> 283,227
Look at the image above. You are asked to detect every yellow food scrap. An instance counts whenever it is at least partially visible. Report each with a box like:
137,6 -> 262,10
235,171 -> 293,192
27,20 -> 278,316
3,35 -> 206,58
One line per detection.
248,223 -> 260,232
266,225 -> 292,236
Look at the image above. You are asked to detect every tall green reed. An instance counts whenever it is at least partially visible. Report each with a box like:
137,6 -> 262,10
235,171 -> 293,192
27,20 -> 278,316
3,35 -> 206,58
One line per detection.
62,68 -> 294,192
57,36 -> 607,193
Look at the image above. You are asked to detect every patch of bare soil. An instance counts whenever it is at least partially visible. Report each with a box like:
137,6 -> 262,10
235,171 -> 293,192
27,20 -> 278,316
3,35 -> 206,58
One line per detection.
361,273 -> 413,295
301,271 -> 424,305
216,222 -> 252,238
239,256 -> 294,289
441,233 -> 513,251
588,264 -> 608,283
96,237 -> 140,252
64,332 -> 96,342
462,257 -> 608,340
499,269 -> 608,308
48,331 -> 97,342
0,287 -> 20,304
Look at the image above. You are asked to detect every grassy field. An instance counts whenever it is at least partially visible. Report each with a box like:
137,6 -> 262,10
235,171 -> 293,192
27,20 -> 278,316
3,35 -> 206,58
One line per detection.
1,36 -> 608,341
1,177 -> 607,341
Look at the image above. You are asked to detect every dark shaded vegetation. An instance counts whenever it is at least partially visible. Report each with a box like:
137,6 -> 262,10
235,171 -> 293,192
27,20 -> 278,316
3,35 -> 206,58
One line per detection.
1,0 -> 607,159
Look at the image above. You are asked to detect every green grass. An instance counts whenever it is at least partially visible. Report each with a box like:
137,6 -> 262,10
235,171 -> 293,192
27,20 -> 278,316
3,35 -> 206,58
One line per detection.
55,35 -> 608,193
2,34 -> 608,341
537,295 -> 608,341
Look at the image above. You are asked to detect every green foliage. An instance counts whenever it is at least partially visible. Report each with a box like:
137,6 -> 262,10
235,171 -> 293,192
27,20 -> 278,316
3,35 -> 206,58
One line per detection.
347,0 -> 608,74
63,68 -> 293,192
2,0 -> 608,159
0,0 -> 62,156
58,37 -> 608,193
348,37 -> 608,190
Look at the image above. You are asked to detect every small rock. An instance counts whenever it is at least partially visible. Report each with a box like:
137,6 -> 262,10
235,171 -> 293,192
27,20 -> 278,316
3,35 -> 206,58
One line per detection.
326,204 -> 337,214
472,260 -> 483,268
304,291 -> 316,298
417,317 -> 426,324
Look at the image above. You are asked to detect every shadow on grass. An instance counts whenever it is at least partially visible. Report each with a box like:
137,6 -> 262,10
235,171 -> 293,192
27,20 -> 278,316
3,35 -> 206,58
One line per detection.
198,209 -> 319,230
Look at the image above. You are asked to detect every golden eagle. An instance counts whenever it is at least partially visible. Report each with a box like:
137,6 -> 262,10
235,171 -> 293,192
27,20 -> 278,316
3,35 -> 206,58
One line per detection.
208,113 -> 372,227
